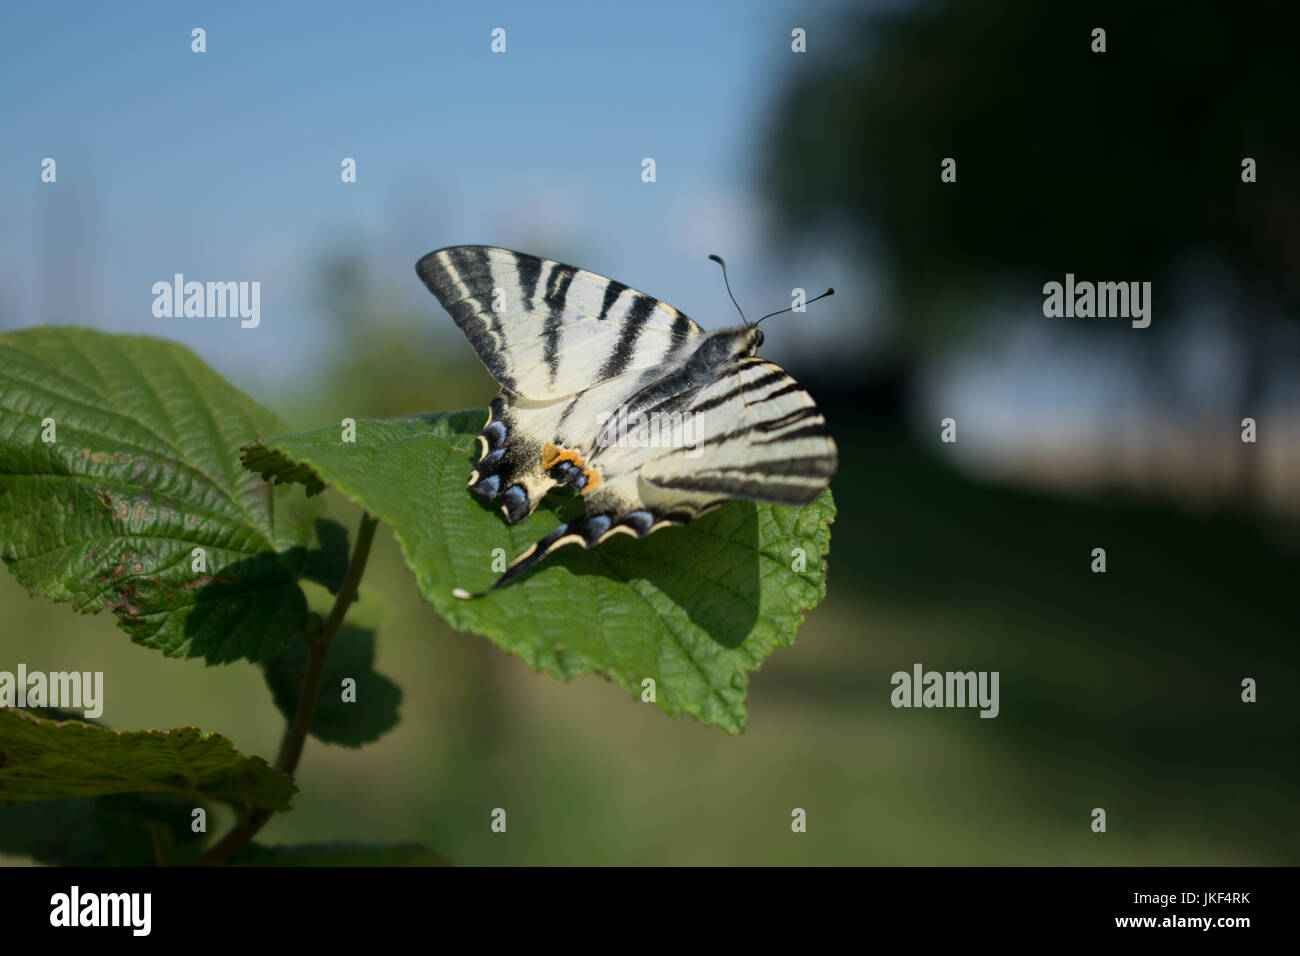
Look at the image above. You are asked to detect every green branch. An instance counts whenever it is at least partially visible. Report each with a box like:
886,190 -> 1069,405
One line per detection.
199,511 -> 380,866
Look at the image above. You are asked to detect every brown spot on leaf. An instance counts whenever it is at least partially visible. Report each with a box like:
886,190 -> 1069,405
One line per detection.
87,450 -> 135,466
106,585 -> 143,620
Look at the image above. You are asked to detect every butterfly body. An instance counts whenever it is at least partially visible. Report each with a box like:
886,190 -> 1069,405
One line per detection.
416,246 -> 837,598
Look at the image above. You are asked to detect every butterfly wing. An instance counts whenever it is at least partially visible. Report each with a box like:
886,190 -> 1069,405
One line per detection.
639,356 -> 838,508
416,246 -> 704,401
453,357 -> 837,598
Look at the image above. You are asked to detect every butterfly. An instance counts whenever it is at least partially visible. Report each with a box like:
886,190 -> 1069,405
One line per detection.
415,246 -> 838,598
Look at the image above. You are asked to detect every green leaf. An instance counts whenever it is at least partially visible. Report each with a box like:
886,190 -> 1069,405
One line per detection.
0,793 -> 212,866
0,797 -> 106,865
264,624 -> 402,747
242,412 -> 835,733
230,841 -> 450,866
93,791 -> 212,865
0,327 -> 348,663
0,709 -> 295,809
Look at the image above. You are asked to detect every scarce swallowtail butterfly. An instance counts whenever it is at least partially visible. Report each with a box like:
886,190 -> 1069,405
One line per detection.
416,246 -> 838,599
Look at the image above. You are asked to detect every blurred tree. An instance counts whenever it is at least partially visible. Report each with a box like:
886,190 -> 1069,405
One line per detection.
305,251 -> 496,423
763,0 -> 1299,495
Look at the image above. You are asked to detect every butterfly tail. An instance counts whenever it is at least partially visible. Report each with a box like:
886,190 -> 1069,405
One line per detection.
451,519 -> 586,599
452,511 -> 654,599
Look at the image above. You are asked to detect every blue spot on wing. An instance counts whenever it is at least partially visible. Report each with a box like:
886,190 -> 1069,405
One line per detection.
582,514 -> 612,543
472,474 -> 500,499
621,510 -> 655,536
551,461 -> 580,484
502,484 -> 529,523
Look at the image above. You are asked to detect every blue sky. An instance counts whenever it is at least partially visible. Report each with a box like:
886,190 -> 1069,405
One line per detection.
1,0 -> 866,394
9,0 -> 1283,506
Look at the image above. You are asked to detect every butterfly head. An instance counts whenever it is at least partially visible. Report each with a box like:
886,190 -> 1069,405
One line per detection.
730,323 -> 765,354
683,325 -> 763,382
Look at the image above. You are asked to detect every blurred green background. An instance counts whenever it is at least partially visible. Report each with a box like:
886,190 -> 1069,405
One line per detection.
2,0 -> 1297,864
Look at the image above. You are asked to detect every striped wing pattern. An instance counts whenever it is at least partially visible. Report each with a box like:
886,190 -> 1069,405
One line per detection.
416,246 -> 838,598
641,357 -> 838,507
416,246 -> 703,401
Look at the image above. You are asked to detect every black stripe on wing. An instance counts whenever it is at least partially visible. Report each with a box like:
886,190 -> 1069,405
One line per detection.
516,254 -> 542,311
416,247 -> 518,391
645,471 -> 833,504
691,369 -> 789,413
597,293 -> 658,380
542,264 -> 578,387
690,409 -> 828,451
598,280 -> 629,320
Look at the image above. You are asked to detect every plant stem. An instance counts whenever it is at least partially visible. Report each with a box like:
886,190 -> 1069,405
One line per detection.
199,511 -> 380,866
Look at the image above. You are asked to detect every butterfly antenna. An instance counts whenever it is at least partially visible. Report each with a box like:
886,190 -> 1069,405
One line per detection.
708,254 -> 749,326
754,287 -> 835,326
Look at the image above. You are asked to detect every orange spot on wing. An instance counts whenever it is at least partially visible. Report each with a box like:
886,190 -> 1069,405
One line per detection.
541,443 -> 602,494
542,443 -> 586,469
